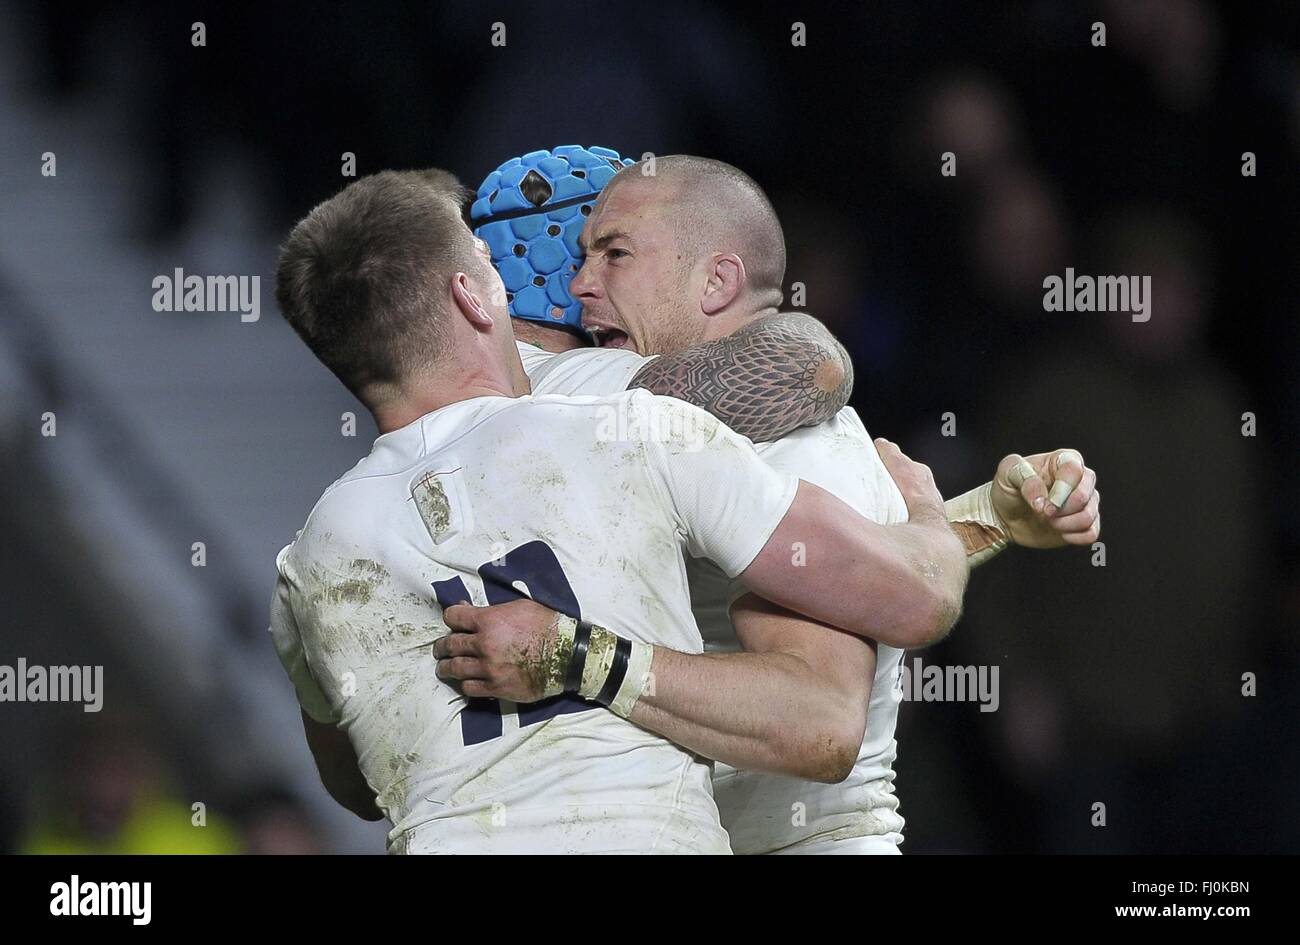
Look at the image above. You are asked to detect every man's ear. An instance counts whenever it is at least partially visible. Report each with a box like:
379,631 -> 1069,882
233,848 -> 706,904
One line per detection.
701,253 -> 745,316
451,272 -> 494,329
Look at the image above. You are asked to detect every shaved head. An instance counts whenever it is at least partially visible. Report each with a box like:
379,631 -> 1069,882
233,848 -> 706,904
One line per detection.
572,155 -> 788,356
607,155 -> 786,302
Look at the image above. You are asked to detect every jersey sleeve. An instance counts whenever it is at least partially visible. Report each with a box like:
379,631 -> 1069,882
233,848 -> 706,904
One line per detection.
528,346 -> 653,395
268,544 -> 339,725
722,409 -> 909,610
636,392 -> 799,578
755,408 -> 907,525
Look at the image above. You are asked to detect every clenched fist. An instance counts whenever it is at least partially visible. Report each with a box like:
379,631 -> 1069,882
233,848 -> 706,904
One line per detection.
992,449 -> 1100,548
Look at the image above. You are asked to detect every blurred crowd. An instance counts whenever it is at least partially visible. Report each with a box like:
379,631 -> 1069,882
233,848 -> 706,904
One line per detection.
10,717 -> 322,854
3,0 -> 1296,852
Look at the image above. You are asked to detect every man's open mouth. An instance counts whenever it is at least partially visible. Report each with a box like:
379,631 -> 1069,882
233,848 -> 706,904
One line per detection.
587,325 -> 633,350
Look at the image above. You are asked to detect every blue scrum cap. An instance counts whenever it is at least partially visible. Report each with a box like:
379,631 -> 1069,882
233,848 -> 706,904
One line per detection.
471,145 -> 634,336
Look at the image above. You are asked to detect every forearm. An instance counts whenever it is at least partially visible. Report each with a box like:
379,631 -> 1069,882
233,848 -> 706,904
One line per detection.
868,506 -> 969,647
516,611 -> 861,779
945,481 -> 1011,567
629,646 -> 862,783
318,766 -> 382,821
742,481 -> 969,648
300,711 -> 383,821
434,600 -> 870,779
628,311 -> 852,442
481,603 -> 868,781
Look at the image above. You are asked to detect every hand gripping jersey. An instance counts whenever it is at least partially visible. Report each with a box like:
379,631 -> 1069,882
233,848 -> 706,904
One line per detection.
269,389 -> 797,853
520,341 -> 909,854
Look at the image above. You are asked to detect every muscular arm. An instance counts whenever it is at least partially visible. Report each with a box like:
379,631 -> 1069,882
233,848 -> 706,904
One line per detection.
629,596 -> 874,783
628,311 -> 853,443
740,479 -> 968,649
300,711 -> 383,821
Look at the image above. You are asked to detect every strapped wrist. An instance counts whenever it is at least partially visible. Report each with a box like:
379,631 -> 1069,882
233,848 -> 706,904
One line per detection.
553,614 -> 652,718
945,481 -> 1011,567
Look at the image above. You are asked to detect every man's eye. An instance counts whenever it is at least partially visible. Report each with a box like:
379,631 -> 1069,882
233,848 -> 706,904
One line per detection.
606,248 -> 629,260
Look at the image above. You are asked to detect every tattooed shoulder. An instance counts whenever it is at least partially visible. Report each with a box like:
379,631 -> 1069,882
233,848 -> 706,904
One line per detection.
628,311 -> 854,443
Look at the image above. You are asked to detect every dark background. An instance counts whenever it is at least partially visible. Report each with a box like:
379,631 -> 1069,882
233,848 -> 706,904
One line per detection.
0,0 -> 1295,853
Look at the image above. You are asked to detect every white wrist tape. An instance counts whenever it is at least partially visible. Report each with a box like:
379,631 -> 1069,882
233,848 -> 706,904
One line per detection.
944,481 -> 1011,567
549,613 -> 652,718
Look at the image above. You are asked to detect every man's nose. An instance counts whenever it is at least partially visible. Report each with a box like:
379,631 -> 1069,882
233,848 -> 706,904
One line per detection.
571,259 -> 601,301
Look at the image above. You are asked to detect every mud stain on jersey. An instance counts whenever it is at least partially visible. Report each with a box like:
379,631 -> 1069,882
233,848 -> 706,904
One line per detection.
403,592 -> 438,611
534,467 -> 567,489
310,559 -> 390,608
326,579 -> 373,605
388,748 -> 421,784
302,560 -> 397,656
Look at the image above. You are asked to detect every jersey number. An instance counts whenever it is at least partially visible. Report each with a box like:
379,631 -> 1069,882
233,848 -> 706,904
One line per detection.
432,541 -> 598,746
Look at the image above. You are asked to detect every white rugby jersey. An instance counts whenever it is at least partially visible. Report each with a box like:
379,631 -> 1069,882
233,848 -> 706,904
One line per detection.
519,342 -> 647,396
270,387 -> 798,854
521,340 -> 908,854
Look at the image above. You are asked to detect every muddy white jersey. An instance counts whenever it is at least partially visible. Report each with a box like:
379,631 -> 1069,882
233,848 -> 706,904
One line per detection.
696,408 -> 908,854
269,389 -> 797,854
520,343 -> 909,853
